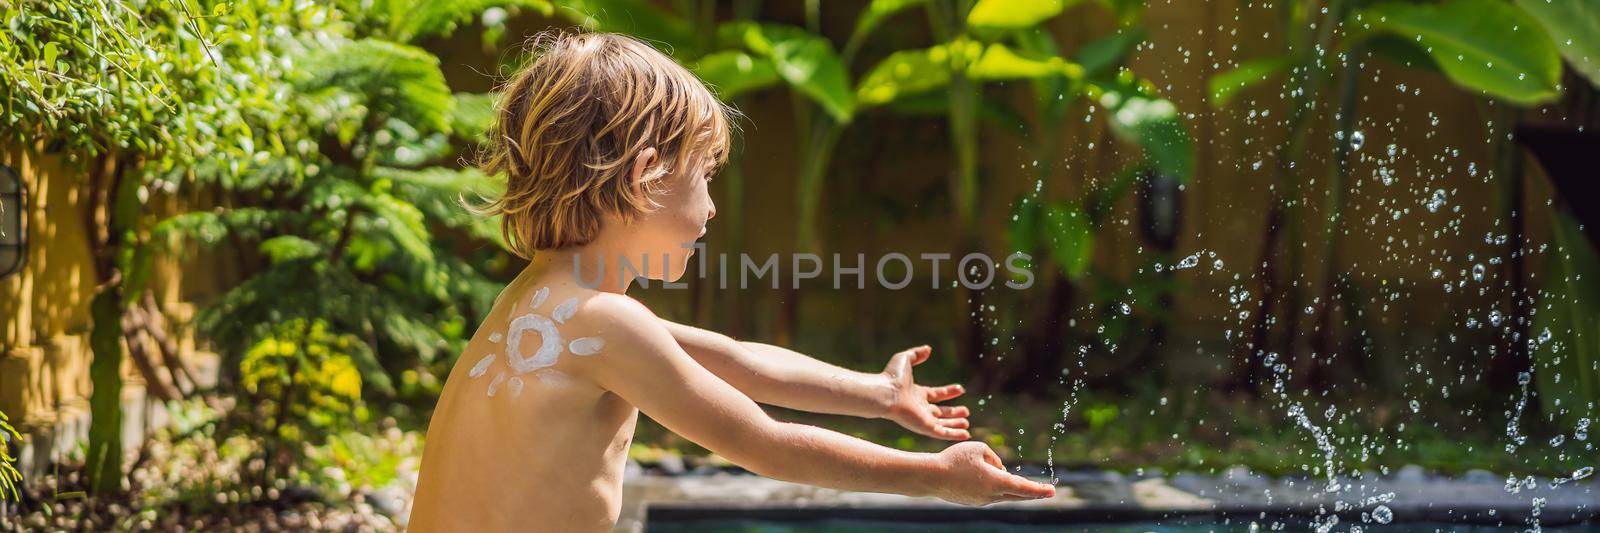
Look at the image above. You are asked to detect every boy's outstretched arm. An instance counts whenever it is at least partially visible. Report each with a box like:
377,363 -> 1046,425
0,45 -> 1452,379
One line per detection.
569,297 -> 1052,506
662,319 -> 971,440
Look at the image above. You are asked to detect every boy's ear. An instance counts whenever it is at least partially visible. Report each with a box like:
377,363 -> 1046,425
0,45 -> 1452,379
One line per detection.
630,147 -> 658,194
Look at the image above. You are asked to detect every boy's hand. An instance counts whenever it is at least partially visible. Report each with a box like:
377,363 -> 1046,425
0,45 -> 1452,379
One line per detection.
930,441 -> 1057,506
882,346 -> 971,440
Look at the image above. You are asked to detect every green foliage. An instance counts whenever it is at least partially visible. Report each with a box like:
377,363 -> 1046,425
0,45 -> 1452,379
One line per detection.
718,22 -> 856,122
1208,56 -> 1294,108
242,320 -> 369,439
0,0 -> 517,486
1515,0 -> 1600,87
1073,28 -> 1147,78
857,38 -> 1085,107
356,0 -> 556,43
967,0 -> 1067,31
852,0 -> 931,43
694,50 -> 781,100
1352,0 -> 1563,105
1091,72 -> 1194,182
299,428 -> 423,497
1042,203 -> 1094,279
296,38 -> 457,137
448,92 -> 499,142
1533,211 -> 1600,429
0,410 -> 20,502
557,0 -> 698,56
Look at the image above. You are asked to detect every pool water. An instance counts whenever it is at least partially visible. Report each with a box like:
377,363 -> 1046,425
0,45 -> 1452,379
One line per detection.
648,518 -> 1600,532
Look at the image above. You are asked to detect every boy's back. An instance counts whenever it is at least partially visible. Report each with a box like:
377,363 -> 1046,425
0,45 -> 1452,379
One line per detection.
411,273 -> 635,532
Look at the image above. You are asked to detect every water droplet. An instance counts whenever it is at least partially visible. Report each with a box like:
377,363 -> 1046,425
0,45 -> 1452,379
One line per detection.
1409,400 -> 1420,413
1426,189 -> 1447,212
1349,131 -> 1365,151
1120,303 -> 1132,315
1472,264 -> 1485,282
1574,466 -> 1594,480
1371,505 -> 1393,524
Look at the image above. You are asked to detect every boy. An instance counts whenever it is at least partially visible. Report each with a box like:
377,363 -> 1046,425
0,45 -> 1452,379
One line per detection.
409,31 -> 1056,532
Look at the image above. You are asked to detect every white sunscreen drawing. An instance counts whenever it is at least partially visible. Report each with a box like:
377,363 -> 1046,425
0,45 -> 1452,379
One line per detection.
469,354 -> 496,378
470,286 -> 605,397
486,372 -> 507,397
569,337 -> 605,356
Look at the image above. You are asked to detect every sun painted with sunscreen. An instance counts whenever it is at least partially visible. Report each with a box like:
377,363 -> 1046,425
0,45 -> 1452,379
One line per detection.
468,286 -> 604,397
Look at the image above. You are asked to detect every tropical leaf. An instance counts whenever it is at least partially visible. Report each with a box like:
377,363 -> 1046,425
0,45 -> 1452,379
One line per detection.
359,189 -> 435,263
968,0 -> 1067,31
152,208 -> 305,248
1090,72 -> 1193,182
693,50 -> 782,100
719,22 -> 856,122
381,0 -> 555,42
449,92 -> 498,143
1533,210 -> 1600,428
557,0 -> 697,57
1364,33 -> 1440,72
857,39 -> 1084,106
854,0 -> 932,41
261,235 -> 324,264
296,39 -> 456,135
1515,0 -> 1600,87
1074,28 -> 1147,78
372,166 -> 501,196
1208,56 -> 1294,108
1353,0 -> 1563,105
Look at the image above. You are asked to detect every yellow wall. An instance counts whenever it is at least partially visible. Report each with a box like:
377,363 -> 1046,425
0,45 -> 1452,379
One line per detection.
0,141 -> 97,432
0,141 -> 217,471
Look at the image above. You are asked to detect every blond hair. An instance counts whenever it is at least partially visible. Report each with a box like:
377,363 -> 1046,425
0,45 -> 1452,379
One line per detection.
478,31 -> 733,257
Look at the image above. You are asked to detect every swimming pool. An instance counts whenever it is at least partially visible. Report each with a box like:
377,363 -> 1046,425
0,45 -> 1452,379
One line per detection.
645,506 -> 1600,532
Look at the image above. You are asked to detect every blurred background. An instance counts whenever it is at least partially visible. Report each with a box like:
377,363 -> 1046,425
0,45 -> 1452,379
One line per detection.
1,0 -> 1597,529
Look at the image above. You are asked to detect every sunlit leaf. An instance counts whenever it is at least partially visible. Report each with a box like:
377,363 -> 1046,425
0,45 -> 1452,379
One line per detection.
718,22 -> 855,122
693,50 -> 781,100
383,0 -> 555,42
448,92 -> 496,143
857,39 -> 1083,107
1515,0 -> 1600,88
260,235 -> 324,264
297,39 -> 455,135
1353,0 -> 1562,105
1091,73 -> 1193,182
968,0 -> 1066,31
1208,56 -> 1293,108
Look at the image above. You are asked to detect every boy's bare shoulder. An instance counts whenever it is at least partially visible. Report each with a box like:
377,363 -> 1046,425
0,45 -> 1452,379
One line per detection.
575,292 -> 670,344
